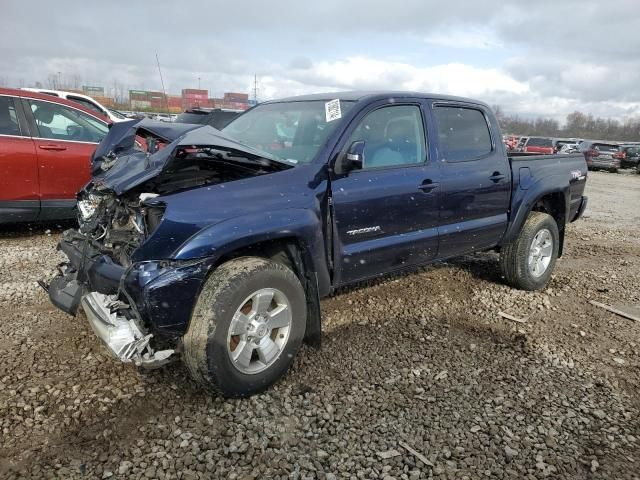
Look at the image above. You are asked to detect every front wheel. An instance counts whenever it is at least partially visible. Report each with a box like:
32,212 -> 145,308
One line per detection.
183,257 -> 307,397
499,212 -> 559,291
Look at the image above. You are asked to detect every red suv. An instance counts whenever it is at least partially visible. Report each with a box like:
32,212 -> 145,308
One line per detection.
0,88 -> 110,223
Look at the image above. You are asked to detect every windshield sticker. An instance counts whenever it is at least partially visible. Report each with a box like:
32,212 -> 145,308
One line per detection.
325,99 -> 342,122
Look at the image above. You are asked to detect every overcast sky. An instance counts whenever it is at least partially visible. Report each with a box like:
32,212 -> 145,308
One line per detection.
2,0 -> 640,120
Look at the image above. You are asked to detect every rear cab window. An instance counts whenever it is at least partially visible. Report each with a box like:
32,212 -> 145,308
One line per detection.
433,105 -> 492,162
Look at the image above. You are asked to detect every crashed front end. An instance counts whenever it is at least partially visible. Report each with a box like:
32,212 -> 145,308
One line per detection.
48,189 -> 182,368
46,121 -> 289,369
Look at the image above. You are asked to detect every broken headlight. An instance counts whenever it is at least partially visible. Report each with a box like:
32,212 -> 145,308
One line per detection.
77,194 -> 103,221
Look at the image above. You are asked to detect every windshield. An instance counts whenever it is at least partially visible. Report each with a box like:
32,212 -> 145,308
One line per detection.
221,100 -> 354,164
593,143 -> 618,152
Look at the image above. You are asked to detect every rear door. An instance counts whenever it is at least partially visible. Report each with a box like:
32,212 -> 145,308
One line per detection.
24,98 -> 108,219
429,102 -> 511,257
0,95 -> 39,222
331,100 -> 441,285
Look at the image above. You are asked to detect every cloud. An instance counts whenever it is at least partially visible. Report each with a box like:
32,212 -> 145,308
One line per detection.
1,0 -> 639,121
423,28 -> 504,50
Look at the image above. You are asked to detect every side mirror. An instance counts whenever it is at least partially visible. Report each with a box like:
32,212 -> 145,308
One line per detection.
335,141 -> 365,175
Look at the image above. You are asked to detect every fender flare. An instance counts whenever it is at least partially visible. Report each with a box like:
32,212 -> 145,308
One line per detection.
502,175 -> 570,247
173,207 -> 331,294
172,208 -> 329,347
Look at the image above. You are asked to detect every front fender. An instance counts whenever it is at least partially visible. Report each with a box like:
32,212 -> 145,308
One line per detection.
172,208 -> 330,293
502,174 -> 570,245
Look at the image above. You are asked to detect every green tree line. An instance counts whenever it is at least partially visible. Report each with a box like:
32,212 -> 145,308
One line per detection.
494,106 -> 640,142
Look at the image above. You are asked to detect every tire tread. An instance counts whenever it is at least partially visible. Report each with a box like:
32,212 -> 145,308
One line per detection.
500,211 -> 559,291
183,257 -> 304,397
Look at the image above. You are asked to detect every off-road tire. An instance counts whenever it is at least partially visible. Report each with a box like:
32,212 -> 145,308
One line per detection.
183,257 -> 306,397
500,212 -> 559,291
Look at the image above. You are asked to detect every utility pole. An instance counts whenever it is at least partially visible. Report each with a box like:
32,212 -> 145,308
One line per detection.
198,77 -> 201,90
155,52 -> 169,114
253,74 -> 258,104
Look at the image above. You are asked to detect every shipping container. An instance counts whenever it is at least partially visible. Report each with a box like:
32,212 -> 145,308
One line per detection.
182,89 -> 208,99
129,90 -> 149,101
182,88 -> 208,95
182,98 -> 211,110
168,96 -> 182,109
131,99 -> 151,109
91,95 -> 114,108
224,92 -> 249,103
83,85 -> 105,96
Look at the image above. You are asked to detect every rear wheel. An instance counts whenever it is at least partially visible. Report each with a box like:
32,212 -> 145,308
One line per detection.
183,257 -> 306,397
500,212 -> 559,291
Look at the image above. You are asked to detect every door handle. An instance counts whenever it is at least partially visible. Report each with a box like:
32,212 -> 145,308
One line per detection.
39,144 -> 67,151
418,180 -> 440,192
489,172 -> 505,182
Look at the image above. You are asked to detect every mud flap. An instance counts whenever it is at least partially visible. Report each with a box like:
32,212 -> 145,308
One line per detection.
48,269 -> 84,316
304,272 -> 322,348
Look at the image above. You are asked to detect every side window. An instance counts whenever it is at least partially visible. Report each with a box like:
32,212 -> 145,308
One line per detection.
68,96 -> 104,115
433,106 -> 492,162
29,100 -> 108,143
0,96 -> 24,136
346,105 -> 426,169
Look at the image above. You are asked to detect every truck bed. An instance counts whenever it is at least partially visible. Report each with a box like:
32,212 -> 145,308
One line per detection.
507,153 -> 588,232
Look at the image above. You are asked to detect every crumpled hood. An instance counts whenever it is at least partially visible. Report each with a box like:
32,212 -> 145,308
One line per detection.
91,122 -> 279,195
91,119 -> 202,173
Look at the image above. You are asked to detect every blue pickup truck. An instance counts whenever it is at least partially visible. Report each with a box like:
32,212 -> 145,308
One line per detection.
47,91 -> 588,396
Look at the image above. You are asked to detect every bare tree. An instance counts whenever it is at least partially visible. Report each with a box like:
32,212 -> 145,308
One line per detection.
46,74 -> 58,89
498,109 -> 640,142
71,74 -> 82,90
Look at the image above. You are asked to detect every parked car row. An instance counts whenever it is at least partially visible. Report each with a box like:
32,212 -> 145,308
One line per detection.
504,134 -> 640,173
508,136 -> 583,155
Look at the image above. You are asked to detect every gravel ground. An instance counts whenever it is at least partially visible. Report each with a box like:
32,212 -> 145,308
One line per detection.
1,170 -> 639,479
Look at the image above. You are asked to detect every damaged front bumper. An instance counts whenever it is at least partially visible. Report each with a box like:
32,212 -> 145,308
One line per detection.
46,229 -> 181,368
47,229 -> 211,368
48,230 -> 124,315
82,292 -> 174,368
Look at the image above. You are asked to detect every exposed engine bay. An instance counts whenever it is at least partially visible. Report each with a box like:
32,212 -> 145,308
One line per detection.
77,121 -> 292,267
78,149 -> 285,266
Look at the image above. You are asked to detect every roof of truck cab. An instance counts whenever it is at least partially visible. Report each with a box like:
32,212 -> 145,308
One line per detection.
265,91 -> 490,107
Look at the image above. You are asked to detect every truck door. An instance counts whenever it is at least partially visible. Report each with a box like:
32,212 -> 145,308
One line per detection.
0,95 -> 39,222
331,101 -> 441,285
428,103 -> 511,257
25,98 -> 108,220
